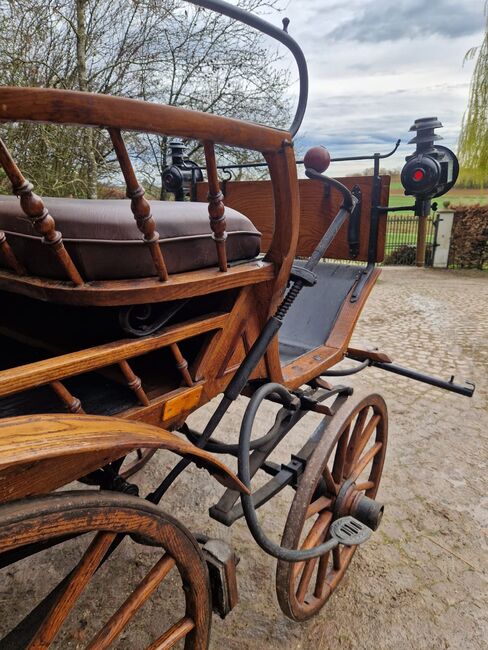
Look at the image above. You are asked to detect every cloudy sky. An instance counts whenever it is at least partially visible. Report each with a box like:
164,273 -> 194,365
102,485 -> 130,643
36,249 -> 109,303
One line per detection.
262,0 -> 485,173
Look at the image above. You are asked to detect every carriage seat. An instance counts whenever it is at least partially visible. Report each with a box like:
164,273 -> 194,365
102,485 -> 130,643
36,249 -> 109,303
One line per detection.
279,262 -> 363,365
0,196 -> 261,281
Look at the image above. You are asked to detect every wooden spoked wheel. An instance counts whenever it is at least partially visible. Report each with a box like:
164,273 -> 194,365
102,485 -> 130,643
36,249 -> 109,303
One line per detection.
0,491 -> 211,649
276,392 -> 388,621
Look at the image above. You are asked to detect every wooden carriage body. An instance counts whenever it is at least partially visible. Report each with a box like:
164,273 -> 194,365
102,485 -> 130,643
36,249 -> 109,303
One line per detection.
0,88 -> 390,436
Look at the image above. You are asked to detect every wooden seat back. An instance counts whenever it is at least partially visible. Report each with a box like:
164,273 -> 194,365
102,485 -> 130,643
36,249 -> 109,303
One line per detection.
0,87 -> 299,309
197,175 -> 390,262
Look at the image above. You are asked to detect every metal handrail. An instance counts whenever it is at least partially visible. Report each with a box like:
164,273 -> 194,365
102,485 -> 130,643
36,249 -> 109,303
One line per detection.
185,0 -> 308,137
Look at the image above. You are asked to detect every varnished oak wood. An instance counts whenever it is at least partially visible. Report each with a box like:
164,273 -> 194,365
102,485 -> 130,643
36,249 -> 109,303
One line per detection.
347,346 -> 392,363
0,313 -> 228,398
203,140 -> 228,272
147,617 -> 195,650
0,413 -> 249,502
109,127 -> 169,282
0,259 -> 274,306
87,553 -> 176,649
0,138 -> 84,285
119,359 -> 150,406
0,87 -> 288,152
28,531 -> 116,648
197,176 -> 390,263
50,380 -> 84,413
0,491 -> 212,649
0,231 -> 25,275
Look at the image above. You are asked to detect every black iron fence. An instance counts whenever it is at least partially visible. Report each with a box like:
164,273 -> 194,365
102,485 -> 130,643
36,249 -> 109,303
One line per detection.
383,214 -> 436,266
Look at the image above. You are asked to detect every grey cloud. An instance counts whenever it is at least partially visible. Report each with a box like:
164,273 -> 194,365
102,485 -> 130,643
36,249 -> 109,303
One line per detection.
325,0 -> 483,42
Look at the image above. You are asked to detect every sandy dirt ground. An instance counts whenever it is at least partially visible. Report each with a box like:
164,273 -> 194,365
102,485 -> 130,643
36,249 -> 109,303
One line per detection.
0,267 -> 487,649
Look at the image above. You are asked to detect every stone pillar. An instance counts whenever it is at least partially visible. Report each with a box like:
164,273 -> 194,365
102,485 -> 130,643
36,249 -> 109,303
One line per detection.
432,209 -> 455,268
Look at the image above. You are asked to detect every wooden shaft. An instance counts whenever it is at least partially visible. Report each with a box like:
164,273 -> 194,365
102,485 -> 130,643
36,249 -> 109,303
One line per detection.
108,128 -> 168,281
0,231 -> 25,275
27,532 -> 115,649
86,554 -> 175,649
118,359 -> 150,406
0,138 -> 83,285
203,141 -> 228,272
416,215 -> 427,267
170,343 -> 193,387
50,380 -> 84,413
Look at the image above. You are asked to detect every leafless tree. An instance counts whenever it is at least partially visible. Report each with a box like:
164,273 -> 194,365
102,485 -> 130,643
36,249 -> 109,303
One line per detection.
0,0 -> 291,198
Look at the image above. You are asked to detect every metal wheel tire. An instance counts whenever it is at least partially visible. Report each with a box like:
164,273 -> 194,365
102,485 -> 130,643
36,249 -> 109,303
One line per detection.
276,392 -> 388,621
0,491 -> 211,649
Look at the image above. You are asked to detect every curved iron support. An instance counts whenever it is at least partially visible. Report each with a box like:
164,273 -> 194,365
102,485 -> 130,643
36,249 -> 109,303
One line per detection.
185,0 -> 308,137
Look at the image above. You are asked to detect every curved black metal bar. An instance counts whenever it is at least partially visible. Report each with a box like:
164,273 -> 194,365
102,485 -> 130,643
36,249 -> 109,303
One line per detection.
321,359 -> 371,377
198,140 -> 402,172
184,0 -> 308,137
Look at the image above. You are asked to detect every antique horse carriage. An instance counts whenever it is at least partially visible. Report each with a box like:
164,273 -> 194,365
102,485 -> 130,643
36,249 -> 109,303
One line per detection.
0,0 -> 474,647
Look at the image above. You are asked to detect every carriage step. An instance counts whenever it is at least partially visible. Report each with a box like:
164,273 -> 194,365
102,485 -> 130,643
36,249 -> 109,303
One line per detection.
201,539 -> 239,619
329,516 -> 373,547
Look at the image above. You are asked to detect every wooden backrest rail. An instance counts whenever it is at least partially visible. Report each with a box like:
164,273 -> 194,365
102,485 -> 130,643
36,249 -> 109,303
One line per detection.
0,87 -> 299,308
0,312 -> 227,398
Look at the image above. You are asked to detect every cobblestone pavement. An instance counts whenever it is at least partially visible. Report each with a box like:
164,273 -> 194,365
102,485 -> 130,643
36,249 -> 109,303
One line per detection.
1,267 -> 487,649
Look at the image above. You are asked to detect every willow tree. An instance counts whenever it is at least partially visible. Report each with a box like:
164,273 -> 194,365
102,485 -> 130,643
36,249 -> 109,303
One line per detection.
458,2 -> 488,187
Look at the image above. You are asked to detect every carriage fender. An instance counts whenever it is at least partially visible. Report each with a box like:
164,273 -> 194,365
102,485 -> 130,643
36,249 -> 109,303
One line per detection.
0,413 -> 249,503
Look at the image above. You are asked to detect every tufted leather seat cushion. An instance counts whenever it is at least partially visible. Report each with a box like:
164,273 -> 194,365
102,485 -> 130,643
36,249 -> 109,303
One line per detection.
0,196 -> 261,281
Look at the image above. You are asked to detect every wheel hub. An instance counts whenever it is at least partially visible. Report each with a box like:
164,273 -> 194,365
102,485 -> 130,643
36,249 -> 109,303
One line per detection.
333,478 -> 384,531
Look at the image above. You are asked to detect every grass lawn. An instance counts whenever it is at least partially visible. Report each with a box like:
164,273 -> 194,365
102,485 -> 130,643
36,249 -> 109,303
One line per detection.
388,178 -> 488,209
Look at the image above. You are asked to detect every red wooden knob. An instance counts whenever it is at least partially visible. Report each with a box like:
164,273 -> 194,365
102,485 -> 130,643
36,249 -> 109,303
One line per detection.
303,146 -> 331,173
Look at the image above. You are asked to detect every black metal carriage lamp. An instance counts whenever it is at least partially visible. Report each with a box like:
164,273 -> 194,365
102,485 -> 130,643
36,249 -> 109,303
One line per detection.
401,117 -> 459,216
161,140 -> 203,200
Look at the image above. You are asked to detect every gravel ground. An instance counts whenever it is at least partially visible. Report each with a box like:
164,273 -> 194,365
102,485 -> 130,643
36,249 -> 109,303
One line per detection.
1,266 -> 487,649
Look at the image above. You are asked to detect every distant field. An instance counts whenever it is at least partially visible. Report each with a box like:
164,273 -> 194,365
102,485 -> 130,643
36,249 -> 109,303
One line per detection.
388,178 -> 488,209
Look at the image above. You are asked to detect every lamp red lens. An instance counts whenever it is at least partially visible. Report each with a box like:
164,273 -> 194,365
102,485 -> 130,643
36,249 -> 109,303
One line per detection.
412,169 -> 425,182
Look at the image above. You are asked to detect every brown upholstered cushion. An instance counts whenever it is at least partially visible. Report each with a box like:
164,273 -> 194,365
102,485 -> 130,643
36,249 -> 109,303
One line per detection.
0,196 -> 261,280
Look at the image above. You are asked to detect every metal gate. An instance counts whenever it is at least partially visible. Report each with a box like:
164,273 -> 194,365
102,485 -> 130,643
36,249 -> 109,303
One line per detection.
383,214 -> 436,266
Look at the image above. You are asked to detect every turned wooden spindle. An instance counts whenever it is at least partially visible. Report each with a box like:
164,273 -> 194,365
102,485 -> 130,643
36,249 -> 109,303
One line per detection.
108,128 -> 168,282
119,359 -> 150,406
50,381 -> 84,413
0,138 -> 84,285
0,230 -> 25,275
203,141 -> 228,272
170,343 -> 193,387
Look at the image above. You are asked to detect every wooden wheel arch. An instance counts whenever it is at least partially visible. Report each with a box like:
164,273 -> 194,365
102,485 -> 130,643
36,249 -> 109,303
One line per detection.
0,413 -> 248,504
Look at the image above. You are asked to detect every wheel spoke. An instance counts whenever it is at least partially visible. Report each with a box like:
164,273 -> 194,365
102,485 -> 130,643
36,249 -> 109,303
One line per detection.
27,532 -> 115,649
146,616 -> 195,650
344,407 -> 369,475
350,442 -> 383,482
305,495 -> 333,519
314,551 -> 331,599
87,554 -> 175,649
296,557 -> 318,603
348,414 -> 381,474
323,465 -> 339,496
332,424 -> 350,483
355,480 -> 375,492
293,510 -> 333,577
